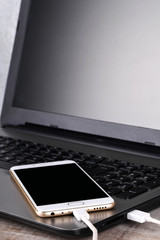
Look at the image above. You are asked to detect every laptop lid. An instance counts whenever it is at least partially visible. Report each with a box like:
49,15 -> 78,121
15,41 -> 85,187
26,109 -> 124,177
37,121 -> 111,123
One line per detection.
2,0 -> 160,146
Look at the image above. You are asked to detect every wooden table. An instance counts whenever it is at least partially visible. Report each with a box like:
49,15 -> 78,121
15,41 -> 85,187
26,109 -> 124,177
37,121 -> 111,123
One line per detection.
1,208 -> 160,240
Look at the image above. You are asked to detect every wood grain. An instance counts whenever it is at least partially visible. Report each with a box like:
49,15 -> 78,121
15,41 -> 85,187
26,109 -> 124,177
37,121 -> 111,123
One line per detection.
1,208 -> 160,240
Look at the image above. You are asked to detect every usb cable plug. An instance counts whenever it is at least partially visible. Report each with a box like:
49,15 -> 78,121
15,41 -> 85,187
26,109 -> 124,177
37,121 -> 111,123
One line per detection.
73,209 -> 98,240
127,210 -> 160,225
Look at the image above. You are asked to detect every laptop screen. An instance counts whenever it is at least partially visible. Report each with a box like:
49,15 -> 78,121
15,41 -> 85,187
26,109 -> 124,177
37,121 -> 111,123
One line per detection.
4,0 -> 160,145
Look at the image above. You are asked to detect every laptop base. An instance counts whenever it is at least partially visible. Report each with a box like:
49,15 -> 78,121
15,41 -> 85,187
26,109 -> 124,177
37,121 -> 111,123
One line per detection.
1,162 -> 160,238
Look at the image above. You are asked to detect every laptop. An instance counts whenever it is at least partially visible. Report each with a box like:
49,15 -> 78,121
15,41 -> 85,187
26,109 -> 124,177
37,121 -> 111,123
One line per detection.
1,0 -> 160,237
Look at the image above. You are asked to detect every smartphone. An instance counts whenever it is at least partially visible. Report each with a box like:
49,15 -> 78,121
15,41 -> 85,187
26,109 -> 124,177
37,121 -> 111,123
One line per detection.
10,160 -> 115,217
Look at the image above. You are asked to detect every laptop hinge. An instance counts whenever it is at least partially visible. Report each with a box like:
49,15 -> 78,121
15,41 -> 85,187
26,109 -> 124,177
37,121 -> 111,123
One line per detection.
144,141 -> 156,146
24,122 -> 59,130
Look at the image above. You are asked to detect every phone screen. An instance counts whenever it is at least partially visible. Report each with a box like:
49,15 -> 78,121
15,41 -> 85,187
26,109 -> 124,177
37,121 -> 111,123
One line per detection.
14,163 -> 108,206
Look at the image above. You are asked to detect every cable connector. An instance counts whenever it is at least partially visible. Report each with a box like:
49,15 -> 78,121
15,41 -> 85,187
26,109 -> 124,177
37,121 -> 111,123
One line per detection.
73,208 -> 90,221
127,210 -> 160,225
73,209 -> 98,240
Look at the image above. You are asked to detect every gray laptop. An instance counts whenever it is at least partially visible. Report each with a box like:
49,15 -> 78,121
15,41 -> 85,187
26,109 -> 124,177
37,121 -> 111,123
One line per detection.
1,0 -> 160,237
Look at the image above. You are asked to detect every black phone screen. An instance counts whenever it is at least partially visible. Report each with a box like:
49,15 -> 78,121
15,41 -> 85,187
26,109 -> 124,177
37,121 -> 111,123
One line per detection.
15,163 -> 107,206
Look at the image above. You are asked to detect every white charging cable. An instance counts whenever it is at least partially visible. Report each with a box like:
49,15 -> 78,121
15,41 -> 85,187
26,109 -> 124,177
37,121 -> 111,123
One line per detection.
73,209 -> 98,240
127,210 -> 160,225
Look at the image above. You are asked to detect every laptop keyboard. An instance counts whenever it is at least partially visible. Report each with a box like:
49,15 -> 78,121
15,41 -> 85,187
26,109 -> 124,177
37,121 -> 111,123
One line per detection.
0,136 -> 160,199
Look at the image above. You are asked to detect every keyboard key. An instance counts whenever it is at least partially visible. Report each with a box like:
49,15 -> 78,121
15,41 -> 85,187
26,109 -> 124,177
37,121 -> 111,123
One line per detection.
116,187 -> 148,199
107,187 -> 123,196
0,156 -> 14,162
85,168 -> 107,176
10,159 -> 26,165
141,179 -> 160,189
102,180 -> 120,188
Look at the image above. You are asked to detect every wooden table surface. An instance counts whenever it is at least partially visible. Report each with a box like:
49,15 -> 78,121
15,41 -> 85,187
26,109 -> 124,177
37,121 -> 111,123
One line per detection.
1,208 -> 160,240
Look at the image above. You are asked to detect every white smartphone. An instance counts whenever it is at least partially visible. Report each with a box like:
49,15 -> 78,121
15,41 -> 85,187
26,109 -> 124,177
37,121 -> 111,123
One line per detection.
10,160 -> 115,217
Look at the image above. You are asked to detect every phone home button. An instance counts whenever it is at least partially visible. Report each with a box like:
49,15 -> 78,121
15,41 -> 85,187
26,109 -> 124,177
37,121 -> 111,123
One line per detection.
68,202 -> 84,206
